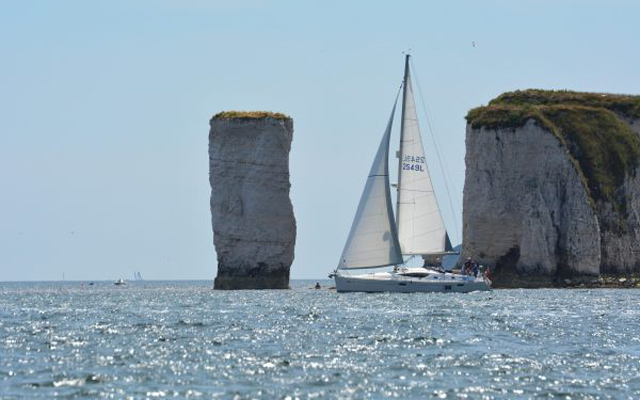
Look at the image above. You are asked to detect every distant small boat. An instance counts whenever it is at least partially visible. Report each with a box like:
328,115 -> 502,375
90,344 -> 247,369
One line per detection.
114,278 -> 126,286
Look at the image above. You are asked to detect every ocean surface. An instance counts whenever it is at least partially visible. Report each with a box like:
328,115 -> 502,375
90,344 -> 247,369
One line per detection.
1,280 -> 639,399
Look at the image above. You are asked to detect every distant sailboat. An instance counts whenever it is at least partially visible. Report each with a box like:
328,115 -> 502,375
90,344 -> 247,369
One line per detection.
331,54 -> 490,293
134,272 -> 143,281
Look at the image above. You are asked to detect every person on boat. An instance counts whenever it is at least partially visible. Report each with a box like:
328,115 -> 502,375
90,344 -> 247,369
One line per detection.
473,263 -> 479,278
462,257 -> 472,275
314,282 -> 321,289
435,258 -> 446,273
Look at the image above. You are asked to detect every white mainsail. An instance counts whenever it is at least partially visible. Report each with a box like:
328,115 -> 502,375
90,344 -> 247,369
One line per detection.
396,57 -> 451,255
338,101 -> 403,270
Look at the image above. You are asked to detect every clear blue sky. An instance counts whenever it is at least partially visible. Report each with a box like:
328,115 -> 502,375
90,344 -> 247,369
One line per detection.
1,0 -> 639,281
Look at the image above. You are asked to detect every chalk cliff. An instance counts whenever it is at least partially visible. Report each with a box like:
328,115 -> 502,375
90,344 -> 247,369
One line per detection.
464,90 -> 640,287
209,111 -> 296,289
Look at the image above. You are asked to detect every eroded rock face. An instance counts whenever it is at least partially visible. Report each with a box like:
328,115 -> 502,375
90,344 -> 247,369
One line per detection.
463,120 -> 601,287
598,151 -> 640,275
463,90 -> 640,287
209,114 -> 295,289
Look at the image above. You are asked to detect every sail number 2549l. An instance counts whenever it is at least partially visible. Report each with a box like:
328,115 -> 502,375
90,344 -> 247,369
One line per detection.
401,155 -> 425,172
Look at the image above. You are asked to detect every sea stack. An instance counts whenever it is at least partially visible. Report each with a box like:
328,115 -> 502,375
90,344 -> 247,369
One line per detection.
209,111 -> 296,289
463,90 -> 640,287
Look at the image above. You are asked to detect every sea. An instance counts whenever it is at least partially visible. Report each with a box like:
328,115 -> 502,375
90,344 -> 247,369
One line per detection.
1,280 -> 638,399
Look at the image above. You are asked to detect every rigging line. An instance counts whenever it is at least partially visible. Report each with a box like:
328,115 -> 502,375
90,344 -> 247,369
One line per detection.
409,61 -> 460,210
409,58 -> 461,245
409,61 -> 461,213
408,61 -> 460,198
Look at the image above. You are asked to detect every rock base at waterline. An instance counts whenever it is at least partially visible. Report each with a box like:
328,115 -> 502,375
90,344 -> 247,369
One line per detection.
214,266 -> 290,290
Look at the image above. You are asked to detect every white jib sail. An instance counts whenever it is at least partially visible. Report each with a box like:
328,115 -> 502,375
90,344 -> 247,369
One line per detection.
338,101 -> 403,270
396,62 -> 449,255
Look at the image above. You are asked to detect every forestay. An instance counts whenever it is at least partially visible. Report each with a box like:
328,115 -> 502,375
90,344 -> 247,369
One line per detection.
338,101 -> 403,270
396,62 -> 450,255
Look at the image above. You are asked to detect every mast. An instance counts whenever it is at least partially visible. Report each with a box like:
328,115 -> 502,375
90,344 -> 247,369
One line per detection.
396,54 -> 410,230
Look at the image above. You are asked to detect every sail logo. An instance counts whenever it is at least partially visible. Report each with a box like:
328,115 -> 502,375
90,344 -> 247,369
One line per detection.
401,155 -> 425,172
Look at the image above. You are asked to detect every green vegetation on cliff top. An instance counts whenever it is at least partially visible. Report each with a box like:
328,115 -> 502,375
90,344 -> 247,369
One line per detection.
466,89 -> 640,130
212,111 -> 290,120
466,89 -> 640,217
490,89 -> 640,119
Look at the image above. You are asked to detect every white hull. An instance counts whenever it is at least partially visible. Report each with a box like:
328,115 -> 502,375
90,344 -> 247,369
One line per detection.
334,268 -> 490,293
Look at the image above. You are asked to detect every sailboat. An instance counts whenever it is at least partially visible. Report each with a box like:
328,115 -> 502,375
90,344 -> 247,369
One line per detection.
331,54 -> 490,293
